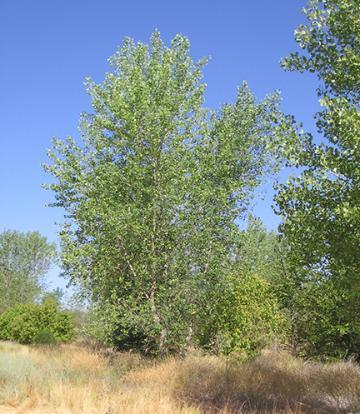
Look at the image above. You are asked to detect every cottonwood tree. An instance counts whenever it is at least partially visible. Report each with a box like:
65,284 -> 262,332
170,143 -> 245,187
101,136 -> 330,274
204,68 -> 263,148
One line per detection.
274,0 -> 360,358
0,230 -> 56,313
45,32 -> 284,355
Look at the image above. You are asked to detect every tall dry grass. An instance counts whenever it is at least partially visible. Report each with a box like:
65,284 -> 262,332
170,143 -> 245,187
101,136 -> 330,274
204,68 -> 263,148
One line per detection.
0,341 -> 359,414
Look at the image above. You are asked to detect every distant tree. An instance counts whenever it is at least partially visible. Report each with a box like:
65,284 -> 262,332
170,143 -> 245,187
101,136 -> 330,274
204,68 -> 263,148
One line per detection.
41,287 -> 64,307
45,31 -> 285,355
234,216 -> 281,281
274,0 -> 360,359
0,230 -> 56,313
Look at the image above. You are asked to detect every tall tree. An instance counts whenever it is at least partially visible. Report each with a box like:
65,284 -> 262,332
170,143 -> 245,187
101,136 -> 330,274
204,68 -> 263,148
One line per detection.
45,32 -> 284,355
0,230 -> 56,313
274,0 -> 360,358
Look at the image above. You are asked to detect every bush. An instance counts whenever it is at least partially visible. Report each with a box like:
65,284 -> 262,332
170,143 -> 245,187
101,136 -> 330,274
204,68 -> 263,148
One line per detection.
33,328 -> 57,345
197,273 -> 286,358
0,306 -> 17,340
0,301 -> 75,344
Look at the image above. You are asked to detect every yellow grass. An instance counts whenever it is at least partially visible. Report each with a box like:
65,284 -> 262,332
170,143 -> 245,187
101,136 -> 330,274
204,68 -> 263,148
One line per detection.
0,341 -> 359,413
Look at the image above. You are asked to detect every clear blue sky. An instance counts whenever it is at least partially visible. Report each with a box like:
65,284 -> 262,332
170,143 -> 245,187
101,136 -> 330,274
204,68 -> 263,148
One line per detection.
0,1 -> 320,291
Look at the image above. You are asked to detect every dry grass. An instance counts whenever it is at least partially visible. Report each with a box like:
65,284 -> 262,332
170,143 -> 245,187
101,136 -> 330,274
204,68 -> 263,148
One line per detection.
0,342 -> 359,414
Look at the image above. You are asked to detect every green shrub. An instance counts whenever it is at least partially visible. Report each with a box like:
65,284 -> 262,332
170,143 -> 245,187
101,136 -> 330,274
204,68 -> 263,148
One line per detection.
0,301 -> 75,344
0,306 -> 18,340
33,328 -> 57,345
198,273 -> 287,358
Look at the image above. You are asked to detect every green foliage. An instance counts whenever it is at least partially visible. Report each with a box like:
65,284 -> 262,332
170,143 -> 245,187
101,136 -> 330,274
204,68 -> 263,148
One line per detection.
45,31 -> 284,355
298,279 -> 360,360
273,0 -> 360,359
0,301 -> 74,344
40,288 -> 64,307
33,329 -> 57,345
0,306 -> 17,340
197,273 -> 286,358
0,230 -> 57,313
282,0 -> 359,97
270,244 -> 360,360
278,0 -> 360,281
235,216 -> 282,281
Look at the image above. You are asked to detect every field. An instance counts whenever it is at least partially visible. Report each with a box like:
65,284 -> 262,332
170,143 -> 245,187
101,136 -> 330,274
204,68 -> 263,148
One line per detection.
0,341 -> 359,414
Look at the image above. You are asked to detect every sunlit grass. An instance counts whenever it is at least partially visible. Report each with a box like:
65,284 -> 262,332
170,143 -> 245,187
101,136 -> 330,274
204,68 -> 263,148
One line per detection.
0,341 -> 359,413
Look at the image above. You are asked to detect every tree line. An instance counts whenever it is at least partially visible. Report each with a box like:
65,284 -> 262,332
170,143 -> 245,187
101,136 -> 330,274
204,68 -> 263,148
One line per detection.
1,0 -> 359,359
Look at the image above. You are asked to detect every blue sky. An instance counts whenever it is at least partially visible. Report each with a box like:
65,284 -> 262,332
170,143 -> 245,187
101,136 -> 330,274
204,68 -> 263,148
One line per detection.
0,1 -> 320,291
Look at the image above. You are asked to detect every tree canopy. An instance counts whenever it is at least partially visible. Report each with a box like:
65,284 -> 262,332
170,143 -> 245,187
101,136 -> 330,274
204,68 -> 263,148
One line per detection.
0,230 -> 56,313
45,31 -> 285,355
274,0 -> 360,359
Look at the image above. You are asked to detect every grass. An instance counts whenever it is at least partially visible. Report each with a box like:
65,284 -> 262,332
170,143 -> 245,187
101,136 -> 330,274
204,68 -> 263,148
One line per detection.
0,342 -> 359,413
